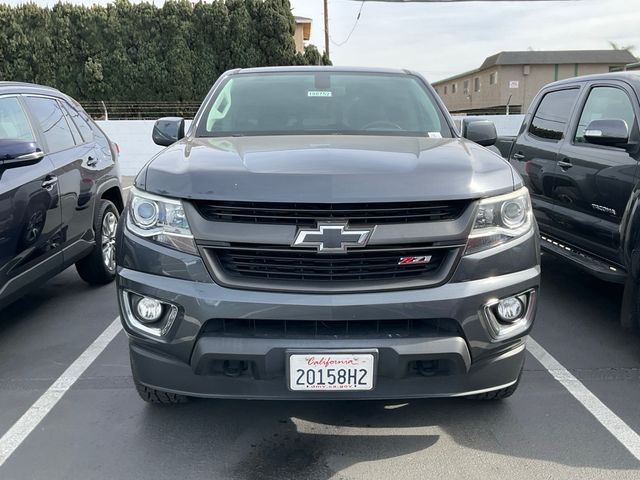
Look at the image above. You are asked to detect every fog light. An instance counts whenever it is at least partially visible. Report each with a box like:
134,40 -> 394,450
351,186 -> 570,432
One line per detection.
496,296 -> 524,322
135,297 -> 163,323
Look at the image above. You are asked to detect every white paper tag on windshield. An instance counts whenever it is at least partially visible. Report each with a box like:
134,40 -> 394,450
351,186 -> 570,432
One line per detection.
427,132 -> 442,138
308,91 -> 332,97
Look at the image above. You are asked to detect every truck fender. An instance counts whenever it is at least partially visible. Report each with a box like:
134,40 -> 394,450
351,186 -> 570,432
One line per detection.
619,187 -> 640,328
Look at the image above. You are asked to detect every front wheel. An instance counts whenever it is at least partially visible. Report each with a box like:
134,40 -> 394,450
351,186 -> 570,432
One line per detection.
134,380 -> 190,405
465,380 -> 520,400
76,199 -> 119,285
620,275 -> 640,330
465,366 -> 522,400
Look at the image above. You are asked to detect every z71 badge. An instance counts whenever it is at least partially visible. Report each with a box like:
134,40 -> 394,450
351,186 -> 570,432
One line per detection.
398,256 -> 432,265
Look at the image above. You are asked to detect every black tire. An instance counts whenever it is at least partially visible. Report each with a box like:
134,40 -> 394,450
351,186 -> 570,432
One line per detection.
465,368 -> 522,400
630,277 -> 640,332
619,275 -> 638,330
76,199 -> 119,285
134,381 -> 189,405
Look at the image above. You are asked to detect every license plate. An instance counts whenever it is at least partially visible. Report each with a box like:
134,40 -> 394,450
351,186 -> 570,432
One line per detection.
288,352 -> 375,391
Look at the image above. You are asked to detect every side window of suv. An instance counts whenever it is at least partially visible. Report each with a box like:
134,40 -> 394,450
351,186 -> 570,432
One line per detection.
25,96 -> 76,153
0,97 -> 35,141
574,86 -> 636,143
528,88 -> 579,141
61,101 -> 94,143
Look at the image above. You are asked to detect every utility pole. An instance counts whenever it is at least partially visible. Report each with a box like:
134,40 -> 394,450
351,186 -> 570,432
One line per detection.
323,0 -> 330,61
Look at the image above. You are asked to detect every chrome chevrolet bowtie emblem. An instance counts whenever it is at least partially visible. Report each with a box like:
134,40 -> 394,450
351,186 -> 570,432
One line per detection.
292,222 -> 373,253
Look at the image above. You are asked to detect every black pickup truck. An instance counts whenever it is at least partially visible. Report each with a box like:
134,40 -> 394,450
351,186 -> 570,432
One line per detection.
498,72 -> 640,327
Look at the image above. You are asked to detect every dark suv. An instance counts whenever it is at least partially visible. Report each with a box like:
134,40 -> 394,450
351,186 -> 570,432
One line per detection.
116,67 -> 540,404
0,82 -> 123,309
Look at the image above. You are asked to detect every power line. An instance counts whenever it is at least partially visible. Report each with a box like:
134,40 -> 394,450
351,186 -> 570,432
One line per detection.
330,0 -> 366,47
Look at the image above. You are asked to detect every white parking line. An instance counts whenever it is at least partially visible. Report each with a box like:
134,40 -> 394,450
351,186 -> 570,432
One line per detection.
122,185 -> 133,190
528,337 -> 640,462
0,317 -> 122,468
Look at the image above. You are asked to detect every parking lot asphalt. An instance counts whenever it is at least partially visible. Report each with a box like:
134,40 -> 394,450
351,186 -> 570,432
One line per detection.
1,229 -> 640,478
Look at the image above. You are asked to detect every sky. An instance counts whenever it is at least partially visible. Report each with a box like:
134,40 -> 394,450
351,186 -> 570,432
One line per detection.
3,0 -> 639,82
289,0 -> 640,81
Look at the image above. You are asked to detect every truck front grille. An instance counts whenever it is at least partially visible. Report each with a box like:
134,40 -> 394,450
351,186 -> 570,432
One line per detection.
192,200 -> 468,226
211,244 -> 448,281
201,243 -> 461,292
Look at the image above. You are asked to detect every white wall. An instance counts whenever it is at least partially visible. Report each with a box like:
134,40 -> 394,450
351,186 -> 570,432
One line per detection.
97,120 -> 159,177
97,120 -> 192,177
99,116 -> 525,177
451,114 -> 525,137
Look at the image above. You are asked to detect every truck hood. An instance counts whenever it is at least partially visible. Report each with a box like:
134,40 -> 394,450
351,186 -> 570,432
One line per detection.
139,135 -> 515,202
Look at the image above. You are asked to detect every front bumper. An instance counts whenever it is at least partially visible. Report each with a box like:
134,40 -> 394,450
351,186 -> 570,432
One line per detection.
117,257 -> 539,399
129,337 -> 526,400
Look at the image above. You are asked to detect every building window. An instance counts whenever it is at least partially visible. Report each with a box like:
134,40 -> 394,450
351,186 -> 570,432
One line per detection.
444,86 -> 448,95
463,80 -> 469,95
451,83 -> 457,94
489,72 -> 497,85
474,77 -> 480,92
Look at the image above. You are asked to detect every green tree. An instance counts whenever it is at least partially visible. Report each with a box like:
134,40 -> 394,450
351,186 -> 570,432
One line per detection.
0,0 -> 321,102
609,40 -> 637,58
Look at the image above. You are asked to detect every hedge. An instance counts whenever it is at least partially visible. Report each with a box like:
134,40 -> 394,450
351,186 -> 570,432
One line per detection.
0,0 -> 329,102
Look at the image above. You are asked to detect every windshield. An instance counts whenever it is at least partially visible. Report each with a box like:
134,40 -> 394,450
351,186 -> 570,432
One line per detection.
195,72 -> 452,138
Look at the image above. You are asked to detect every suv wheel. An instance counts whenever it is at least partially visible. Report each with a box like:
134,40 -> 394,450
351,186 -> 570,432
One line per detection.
76,199 -> 119,285
134,381 -> 189,405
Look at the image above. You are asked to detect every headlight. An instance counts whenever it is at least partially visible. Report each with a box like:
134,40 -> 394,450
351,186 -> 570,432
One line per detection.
465,188 -> 533,255
126,187 -> 197,254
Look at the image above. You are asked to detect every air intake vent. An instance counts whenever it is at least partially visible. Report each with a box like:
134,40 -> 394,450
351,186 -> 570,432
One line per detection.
192,200 -> 468,226
203,317 -> 462,340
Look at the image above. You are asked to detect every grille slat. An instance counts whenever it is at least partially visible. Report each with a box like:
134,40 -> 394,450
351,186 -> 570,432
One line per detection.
220,244 -> 447,253
206,204 -> 456,214
209,245 -> 450,283
220,266 -> 430,279
223,254 -> 415,265
193,200 -> 468,226
222,260 -> 423,271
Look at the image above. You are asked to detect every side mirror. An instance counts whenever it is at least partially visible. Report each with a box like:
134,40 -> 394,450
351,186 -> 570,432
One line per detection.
584,119 -> 629,147
152,117 -> 185,147
462,119 -> 497,147
0,139 -> 44,169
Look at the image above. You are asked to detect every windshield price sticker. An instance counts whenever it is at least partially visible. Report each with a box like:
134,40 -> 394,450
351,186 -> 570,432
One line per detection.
307,90 -> 332,97
289,353 -> 375,391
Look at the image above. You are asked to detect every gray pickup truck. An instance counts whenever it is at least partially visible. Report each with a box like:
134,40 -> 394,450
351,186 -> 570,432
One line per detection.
115,66 -> 539,404
495,72 -> 640,328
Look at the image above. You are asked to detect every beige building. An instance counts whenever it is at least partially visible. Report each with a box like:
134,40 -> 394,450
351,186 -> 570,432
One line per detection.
433,50 -> 637,115
294,16 -> 312,53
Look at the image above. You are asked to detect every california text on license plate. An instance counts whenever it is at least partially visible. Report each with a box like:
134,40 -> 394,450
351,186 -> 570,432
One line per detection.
288,352 -> 375,391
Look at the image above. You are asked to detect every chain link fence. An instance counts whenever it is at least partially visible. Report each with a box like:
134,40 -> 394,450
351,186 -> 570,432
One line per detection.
81,101 -> 201,120
80,101 -> 523,121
